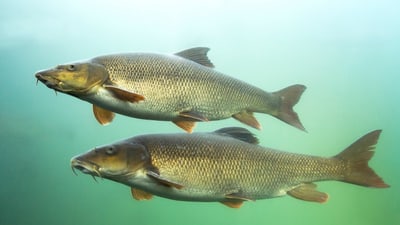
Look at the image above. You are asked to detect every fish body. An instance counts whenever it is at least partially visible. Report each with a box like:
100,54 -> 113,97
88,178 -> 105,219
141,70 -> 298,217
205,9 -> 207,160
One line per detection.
36,47 -> 306,132
71,127 -> 388,208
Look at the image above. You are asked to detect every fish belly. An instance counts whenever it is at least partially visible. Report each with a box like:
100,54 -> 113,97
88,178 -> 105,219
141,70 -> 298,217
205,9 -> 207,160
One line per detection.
81,87 -> 179,120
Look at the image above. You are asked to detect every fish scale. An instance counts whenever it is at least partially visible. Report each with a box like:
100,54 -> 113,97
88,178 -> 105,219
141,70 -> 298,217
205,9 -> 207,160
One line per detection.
93,53 -> 267,119
71,127 -> 388,207
135,132 -> 344,199
36,47 -> 307,132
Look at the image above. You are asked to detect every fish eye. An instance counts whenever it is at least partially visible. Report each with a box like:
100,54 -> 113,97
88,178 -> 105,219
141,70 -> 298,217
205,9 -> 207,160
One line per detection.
67,64 -> 76,71
105,146 -> 117,156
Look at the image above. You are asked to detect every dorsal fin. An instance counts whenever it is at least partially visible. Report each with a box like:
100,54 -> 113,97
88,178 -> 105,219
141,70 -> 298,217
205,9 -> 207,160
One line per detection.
175,47 -> 215,68
287,183 -> 328,203
214,127 -> 259,144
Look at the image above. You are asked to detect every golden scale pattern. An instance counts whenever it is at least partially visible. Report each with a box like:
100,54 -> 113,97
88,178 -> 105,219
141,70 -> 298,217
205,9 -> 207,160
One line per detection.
136,133 -> 346,199
93,54 -> 273,119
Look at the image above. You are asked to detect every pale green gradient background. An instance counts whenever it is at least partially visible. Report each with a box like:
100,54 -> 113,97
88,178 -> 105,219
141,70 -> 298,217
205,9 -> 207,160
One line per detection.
0,0 -> 398,225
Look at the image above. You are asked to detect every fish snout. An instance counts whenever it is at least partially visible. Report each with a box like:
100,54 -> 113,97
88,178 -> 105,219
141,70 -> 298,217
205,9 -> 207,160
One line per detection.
70,158 -> 102,178
35,72 -> 61,89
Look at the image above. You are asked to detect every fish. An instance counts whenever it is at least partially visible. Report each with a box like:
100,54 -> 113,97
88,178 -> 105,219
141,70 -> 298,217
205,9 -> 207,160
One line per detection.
35,47 -> 306,132
71,127 -> 389,208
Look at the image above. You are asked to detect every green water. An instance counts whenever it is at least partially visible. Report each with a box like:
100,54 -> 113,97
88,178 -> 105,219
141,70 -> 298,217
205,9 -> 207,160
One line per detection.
1,0 -> 398,224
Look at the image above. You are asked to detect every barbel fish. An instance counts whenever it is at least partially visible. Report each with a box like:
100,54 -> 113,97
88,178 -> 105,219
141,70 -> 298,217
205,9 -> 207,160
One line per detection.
36,47 -> 306,132
71,127 -> 389,208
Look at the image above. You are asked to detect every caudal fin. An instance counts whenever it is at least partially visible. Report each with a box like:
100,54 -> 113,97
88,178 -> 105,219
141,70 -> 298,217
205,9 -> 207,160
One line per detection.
335,130 -> 389,188
274,84 -> 306,131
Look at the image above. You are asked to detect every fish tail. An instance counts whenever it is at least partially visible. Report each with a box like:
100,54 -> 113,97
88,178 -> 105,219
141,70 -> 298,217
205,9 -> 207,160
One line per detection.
335,130 -> 389,188
273,84 -> 306,131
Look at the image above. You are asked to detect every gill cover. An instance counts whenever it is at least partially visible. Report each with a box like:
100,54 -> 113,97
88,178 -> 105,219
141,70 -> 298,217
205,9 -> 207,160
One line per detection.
62,62 -> 108,94
97,142 -> 151,176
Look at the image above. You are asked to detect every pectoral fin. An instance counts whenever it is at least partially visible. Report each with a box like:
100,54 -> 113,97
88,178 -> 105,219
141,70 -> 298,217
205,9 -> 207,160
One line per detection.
178,110 -> 208,122
93,105 -> 115,125
287,183 -> 329,203
131,188 -> 153,200
225,190 -> 254,202
104,85 -> 145,103
232,111 -> 261,130
147,170 -> 184,189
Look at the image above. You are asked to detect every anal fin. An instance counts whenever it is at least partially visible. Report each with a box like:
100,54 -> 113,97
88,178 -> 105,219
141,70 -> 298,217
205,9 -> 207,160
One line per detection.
131,188 -> 153,200
232,111 -> 261,130
93,104 -> 115,125
287,183 -> 329,203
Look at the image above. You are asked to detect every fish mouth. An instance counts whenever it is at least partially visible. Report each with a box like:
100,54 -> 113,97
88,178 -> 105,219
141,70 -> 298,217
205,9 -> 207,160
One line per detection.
35,73 -> 63,91
35,72 -> 94,94
71,158 -> 102,181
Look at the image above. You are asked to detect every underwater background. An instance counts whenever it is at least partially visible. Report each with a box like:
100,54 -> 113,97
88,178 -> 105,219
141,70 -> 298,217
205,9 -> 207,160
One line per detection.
0,0 -> 398,224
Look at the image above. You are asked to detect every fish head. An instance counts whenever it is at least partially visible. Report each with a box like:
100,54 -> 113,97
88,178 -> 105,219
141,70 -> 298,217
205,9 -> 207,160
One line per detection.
35,62 -> 108,95
71,141 -> 150,180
